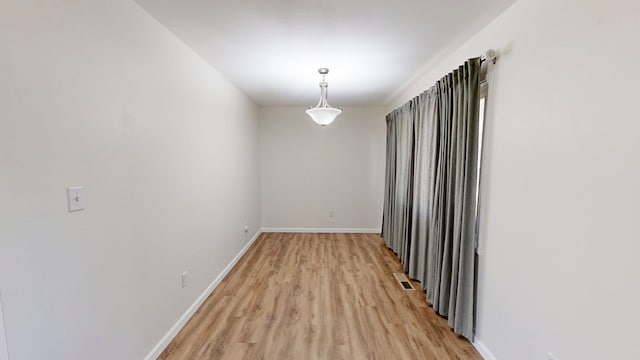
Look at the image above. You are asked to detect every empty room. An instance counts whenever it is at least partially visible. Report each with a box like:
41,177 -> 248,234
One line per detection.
1,0 -> 639,359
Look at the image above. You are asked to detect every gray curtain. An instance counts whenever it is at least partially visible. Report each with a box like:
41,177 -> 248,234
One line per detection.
382,102 -> 415,267
381,58 -> 481,340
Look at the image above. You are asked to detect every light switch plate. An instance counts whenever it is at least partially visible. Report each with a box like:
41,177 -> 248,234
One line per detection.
67,186 -> 85,212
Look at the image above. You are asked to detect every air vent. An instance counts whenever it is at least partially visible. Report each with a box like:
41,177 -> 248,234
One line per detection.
393,273 -> 415,291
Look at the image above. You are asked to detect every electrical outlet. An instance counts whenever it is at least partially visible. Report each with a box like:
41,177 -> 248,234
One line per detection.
329,211 -> 334,218
181,271 -> 189,288
548,352 -> 559,360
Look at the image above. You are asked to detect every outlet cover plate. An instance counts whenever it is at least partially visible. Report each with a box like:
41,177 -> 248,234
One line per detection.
67,186 -> 85,212
181,271 -> 189,288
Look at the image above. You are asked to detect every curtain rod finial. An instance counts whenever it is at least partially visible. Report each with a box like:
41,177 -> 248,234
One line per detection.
484,49 -> 498,64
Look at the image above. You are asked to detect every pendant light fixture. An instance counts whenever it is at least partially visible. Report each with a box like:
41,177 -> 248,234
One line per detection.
306,68 -> 342,126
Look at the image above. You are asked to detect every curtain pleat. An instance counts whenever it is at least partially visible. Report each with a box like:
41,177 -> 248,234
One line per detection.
382,103 -> 415,266
407,92 -> 430,282
382,115 -> 395,246
381,58 -> 481,340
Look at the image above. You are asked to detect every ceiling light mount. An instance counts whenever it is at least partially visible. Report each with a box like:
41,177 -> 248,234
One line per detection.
306,68 -> 342,126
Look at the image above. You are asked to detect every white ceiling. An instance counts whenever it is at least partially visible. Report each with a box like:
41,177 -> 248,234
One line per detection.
135,0 -> 515,106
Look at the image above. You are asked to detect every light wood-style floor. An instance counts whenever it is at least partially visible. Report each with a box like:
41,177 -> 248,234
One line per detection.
159,233 -> 482,360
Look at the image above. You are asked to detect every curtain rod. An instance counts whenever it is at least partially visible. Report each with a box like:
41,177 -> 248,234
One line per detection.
480,49 -> 498,65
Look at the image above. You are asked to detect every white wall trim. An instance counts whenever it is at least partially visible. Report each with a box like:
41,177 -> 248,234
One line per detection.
261,227 -> 381,234
0,292 -> 9,360
143,230 -> 262,360
473,340 -> 497,360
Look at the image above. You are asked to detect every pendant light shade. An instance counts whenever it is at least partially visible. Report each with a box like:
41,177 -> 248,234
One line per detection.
306,68 -> 342,126
305,107 -> 342,126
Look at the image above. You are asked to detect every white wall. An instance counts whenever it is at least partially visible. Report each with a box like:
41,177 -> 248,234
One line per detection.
260,107 -> 386,231
390,0 -> 640,359
0,1 -> 260,359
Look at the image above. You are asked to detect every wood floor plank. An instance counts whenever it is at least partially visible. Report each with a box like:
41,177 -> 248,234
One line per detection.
158,233 -> 482,360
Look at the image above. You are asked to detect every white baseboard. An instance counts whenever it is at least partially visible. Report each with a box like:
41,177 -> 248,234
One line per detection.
261,227 -> 381,234
143,230 -> 262,360
473,340 -> 497,360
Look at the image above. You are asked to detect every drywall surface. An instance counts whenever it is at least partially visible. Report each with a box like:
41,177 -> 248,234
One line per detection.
389,0 -> 640,359
259,107 -> 386,231
0,1 -> 260,359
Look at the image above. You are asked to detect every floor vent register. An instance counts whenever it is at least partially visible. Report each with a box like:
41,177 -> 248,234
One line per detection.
393,272 -> 416,290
